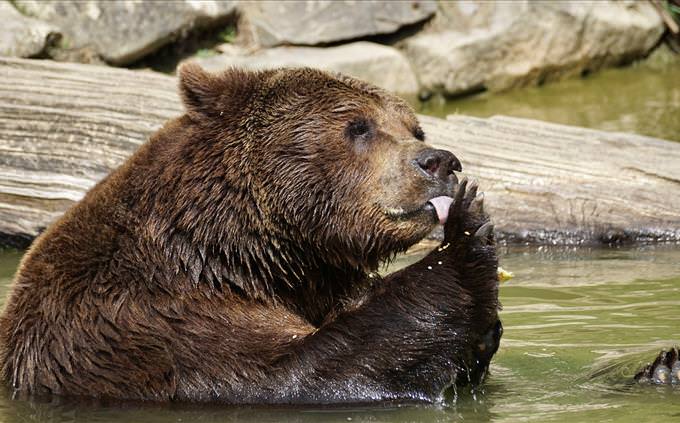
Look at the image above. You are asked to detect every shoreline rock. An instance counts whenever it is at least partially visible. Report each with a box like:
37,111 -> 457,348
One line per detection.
402,0 -> 665,96
1,0 -> 669,99
191,42 -> 420,96
0,58 -> 678,248
236,0 -> 437,48
12,0 -> 238,65
0,1 -> 60,58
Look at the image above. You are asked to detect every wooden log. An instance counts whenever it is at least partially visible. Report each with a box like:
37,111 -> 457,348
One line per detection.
0,58 -> 180,247
1,57 -> 679,247
425,115 -> 680,244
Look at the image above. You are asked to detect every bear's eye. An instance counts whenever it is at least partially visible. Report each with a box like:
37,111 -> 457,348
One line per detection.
413,126 -> 425,141
345,118 -> 374,142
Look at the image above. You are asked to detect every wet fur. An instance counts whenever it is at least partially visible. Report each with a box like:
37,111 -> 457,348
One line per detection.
635,347 -> 680,385
0,66 -> 501,403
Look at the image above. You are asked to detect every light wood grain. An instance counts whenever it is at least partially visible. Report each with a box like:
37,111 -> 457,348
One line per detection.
1,57 -> 678,247
0,58 -> 180,246
425,115 -> 680,243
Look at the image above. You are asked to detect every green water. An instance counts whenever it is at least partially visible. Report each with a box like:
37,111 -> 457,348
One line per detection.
0,246 -> 678,422
417,47 -> 680,142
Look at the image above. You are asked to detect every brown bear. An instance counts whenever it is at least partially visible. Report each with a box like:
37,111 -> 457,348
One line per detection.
0,64 -> 501,404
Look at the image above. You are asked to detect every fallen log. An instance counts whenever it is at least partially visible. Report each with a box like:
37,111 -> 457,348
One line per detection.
425,115 -> 680,244
1,57 -> 679,247
0,57 -> 180,247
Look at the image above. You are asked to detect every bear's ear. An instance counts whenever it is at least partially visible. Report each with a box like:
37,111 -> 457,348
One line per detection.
178,63 -> 263,119
178,62 -> 223,117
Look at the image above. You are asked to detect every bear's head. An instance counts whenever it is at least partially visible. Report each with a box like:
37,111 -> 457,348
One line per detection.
174,64 -> 460,276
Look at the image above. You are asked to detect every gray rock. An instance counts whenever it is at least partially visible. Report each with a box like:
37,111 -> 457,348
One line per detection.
403,0 -> 665,96
238,0 -> 437,47
13,0 -> 237,65
0,1 -> 59,57
192,42 -> 420,95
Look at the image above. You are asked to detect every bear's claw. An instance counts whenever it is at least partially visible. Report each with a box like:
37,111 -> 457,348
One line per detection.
474,222 -> 494,246
451,178 -> 469,216
444,178 -> 493,247
470,192 -> 484,215
466,180 -> 478,204
635,347 -> 680,385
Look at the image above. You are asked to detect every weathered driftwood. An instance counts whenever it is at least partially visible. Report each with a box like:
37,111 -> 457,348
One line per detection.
1,57 -> 679,248
0,58 -> 180,246
425,115 -> 680,244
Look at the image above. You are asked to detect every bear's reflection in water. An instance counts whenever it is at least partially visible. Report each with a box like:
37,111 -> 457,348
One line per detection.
0,385 -> 498,423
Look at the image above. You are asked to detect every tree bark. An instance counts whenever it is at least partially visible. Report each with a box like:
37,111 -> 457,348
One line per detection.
1,57 -> 679,247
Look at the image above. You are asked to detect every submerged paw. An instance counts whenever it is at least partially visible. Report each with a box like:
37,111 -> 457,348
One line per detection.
635,347 -> 680,385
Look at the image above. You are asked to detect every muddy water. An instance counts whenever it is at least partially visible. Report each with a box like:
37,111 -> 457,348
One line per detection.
0,245 -> 678,422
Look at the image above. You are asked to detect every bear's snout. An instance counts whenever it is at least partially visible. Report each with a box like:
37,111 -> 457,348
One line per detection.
414,148 -> 461,183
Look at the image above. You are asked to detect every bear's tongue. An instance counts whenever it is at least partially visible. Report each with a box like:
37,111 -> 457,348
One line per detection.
427,196 -> 454,225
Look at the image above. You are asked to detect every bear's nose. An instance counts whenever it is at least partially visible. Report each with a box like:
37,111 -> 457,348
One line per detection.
415,149 -> 462,181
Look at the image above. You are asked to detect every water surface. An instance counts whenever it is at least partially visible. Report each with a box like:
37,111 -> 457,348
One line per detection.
0,246 -> 678,422
417,47 -> 680,142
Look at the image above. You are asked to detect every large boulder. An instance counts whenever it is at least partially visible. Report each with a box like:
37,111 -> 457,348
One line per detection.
0,1 -> 59,58
403,0 -> 665,96
237,0 -> 437,47
191,42 -> 420,96
13,0 -> 238,65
